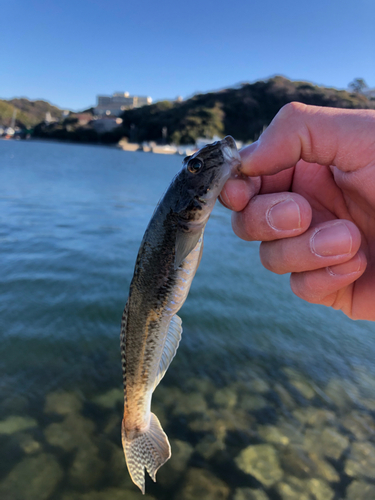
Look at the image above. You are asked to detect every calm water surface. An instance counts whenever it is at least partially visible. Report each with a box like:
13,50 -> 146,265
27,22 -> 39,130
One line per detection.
0,140 -> 374,500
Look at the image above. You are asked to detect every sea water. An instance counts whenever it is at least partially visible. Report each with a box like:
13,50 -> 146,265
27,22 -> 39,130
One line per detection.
0,140 -> 374,500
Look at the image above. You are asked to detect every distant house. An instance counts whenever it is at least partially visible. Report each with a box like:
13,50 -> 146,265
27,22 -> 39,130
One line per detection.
73,113 -> 93,126
91,117 -> 123,134
94,92 -> 152,117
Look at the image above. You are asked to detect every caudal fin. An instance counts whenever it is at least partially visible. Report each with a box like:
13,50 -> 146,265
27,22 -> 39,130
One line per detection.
122,412 -> 171,494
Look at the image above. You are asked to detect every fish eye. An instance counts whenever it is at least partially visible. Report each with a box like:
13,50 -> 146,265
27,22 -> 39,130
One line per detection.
187,158 -> 203,174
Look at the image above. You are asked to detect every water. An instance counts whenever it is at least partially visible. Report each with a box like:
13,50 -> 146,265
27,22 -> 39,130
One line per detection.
0,139 -> 375,500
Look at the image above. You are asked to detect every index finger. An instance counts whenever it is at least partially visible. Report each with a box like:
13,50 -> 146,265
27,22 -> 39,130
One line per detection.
240,102 -> 375,176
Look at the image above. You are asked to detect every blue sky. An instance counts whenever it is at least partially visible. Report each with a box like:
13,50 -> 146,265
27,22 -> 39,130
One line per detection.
1,0 -> 374,111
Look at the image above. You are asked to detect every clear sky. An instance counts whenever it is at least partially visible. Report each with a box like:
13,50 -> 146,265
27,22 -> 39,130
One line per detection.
1,0 -> 374,111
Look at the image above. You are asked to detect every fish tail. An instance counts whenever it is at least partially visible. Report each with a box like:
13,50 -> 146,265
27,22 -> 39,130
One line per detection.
122,413 -> 171,494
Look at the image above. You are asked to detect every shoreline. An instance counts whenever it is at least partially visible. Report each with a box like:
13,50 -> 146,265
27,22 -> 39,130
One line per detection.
0,136 -> 197,156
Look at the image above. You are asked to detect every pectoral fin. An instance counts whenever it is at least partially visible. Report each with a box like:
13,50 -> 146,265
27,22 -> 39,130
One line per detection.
153,314 -> 182,390
174,229 -> 202,269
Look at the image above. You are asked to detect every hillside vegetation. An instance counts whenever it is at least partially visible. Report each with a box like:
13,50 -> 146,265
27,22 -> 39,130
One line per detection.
0,98 -> 63,128
120,76 -> 375,145
32,76 -> 375,145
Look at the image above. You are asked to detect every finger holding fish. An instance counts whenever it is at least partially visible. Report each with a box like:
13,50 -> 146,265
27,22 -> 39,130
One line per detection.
230,192 -> 312,242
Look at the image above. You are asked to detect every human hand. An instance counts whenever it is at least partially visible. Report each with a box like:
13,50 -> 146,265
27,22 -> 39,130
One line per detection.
221,102 -> 375,321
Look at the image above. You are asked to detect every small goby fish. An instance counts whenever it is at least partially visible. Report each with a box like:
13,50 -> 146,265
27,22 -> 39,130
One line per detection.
120,136 -> 241,493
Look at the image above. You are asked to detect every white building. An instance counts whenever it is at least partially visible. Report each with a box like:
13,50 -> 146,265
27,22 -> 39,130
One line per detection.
94,92 -> 152,116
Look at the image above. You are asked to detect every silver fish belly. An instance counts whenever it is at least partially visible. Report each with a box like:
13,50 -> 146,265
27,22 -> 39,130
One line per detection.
120,136 -> 241,493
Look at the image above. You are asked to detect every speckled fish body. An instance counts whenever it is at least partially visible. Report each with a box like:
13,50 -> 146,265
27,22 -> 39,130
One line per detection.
120,136 -> 241,493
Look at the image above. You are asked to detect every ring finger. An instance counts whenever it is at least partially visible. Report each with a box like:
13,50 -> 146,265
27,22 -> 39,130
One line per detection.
260,220 -> 362,274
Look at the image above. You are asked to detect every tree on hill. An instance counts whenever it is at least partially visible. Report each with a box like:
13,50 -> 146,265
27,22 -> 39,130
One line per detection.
348,78 -> 368,94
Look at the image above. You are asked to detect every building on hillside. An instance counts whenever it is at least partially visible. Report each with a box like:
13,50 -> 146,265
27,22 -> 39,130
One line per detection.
94,92 -> 152,117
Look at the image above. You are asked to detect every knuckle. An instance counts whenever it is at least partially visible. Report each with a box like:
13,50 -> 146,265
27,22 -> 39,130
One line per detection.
278,101 -> 307,121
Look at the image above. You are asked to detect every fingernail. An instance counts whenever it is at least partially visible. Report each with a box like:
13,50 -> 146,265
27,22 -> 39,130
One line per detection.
311,223 -> 352,257
267,199 -> 301,231
328,253 -> 362,276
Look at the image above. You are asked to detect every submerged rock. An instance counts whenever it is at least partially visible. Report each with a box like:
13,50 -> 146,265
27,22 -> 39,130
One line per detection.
178,467 -> 230,500
157,439 -> 194,487
258,425 -> 290,446
276,476 -> 334,500
238,394 -> 268,412
306,478 -> 334,500
320,427 -> 349,459
352,366 -> 375,397
292,407 -> 336,427
213,387 -> 238,409
246,377 -> 270,394
359,397 -> 375,411
185,377 -> 216,396
68,443 -> 105,488
0,415 -> 37,435
196,434 -> 226,460
304,427 -> 349,460
61,487 -> 156,500
281,444 -> 339,483
103,413 -> 120,436
276,476 -> 310,500
44,391 -> 83,415
289,380 -> 315,400
189,407 -> 253,440
341,410 -> 375,440
345,441 -> 375,480
233,487 -> 269,500
17,433 -> 42,454
324,378 -> 359,410
273,383 -> 295,410
346,480 -> 375,500
268,419 -> 304,446
172,391 -> 208,416
308,452 -> 340,483
282,368 -> 316,399
92,388 -> 123,409
235,444 -> 283,487
280,446 -> 317,479
45,413 -> 95,451
153,385 -> 184,408
0,453 -> 63,500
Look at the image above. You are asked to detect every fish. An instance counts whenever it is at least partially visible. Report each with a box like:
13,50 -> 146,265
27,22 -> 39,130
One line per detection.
120,136 -> 241,493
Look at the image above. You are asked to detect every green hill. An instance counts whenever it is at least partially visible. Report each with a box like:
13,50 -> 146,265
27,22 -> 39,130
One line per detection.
31,76 -> 375,144
120,76 -> 375,144
0,98 -> 63,129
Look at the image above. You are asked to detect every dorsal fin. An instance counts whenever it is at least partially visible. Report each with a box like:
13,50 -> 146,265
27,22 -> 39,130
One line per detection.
153,315 -> 182,390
